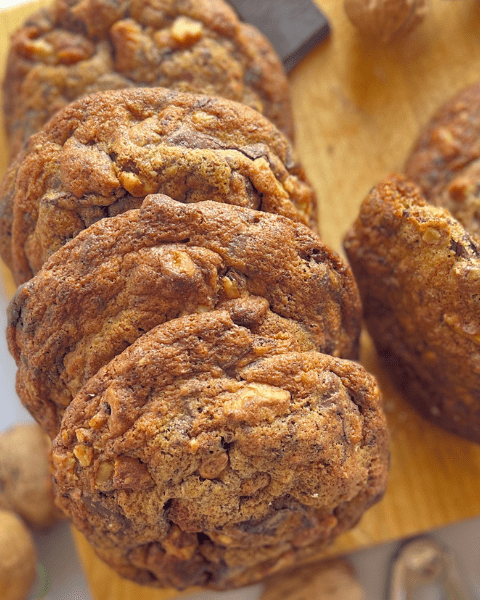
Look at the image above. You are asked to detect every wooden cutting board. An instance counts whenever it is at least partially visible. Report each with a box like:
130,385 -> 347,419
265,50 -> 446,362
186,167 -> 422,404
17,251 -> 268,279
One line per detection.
2,1 -> 480,599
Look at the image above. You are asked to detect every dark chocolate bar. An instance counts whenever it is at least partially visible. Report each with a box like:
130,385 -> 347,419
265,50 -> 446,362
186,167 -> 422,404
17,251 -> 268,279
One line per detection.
228,0 -> 330,71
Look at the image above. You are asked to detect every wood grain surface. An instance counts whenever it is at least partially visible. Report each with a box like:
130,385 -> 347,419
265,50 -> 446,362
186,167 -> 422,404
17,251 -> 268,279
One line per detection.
1,1 -> 480,599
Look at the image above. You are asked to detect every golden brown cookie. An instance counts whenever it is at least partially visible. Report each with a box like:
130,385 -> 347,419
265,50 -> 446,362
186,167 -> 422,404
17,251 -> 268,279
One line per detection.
405,81 -> 480,241
3,0 -> 293,158
0,87 -> 315,285
8,195 -> 360,438
51,306 -> 388,590
344,175 -> 480,443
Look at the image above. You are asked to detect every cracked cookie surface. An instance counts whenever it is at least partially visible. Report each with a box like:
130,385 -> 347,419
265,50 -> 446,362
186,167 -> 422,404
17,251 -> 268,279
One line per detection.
51,306 -> 388,590
344,175 -> 480,443
8,196 -> 360,438
0,87 -> 315,285
3,0 -> 293,158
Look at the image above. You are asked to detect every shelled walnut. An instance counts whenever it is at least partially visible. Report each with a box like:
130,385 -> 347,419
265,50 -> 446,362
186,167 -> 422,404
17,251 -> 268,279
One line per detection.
344,0 -> 429,44
0,510 -> 37,600
0,423 -> 61,528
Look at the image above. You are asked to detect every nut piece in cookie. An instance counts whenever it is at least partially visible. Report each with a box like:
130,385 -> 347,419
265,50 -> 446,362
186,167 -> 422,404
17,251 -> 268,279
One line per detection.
0,423 -> 61,528
3,0 -> 293,158
0,87 -> 316,284
406,81 -> 480,243
344,174 -> 480,443
0,510 -> 37,600
8,196 -> 360,438
51,308 -> 388,590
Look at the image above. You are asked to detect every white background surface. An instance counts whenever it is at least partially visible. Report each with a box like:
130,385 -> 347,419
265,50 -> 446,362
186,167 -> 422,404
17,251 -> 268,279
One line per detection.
0,0 -> 33,9
0,0 -> 479,597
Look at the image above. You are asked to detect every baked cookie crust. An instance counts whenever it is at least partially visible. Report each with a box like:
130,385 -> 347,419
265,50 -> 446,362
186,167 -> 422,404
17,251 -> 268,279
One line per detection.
345,175 -> 480,443
0,87 -> 316,285
52,305 -> 388,589
406,81 -> 480,242
9,196 -> 359,438
3,0 -> 293,158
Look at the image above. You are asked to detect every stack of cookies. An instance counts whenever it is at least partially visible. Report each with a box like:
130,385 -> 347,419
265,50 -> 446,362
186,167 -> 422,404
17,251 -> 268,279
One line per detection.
1,0 -> 389,590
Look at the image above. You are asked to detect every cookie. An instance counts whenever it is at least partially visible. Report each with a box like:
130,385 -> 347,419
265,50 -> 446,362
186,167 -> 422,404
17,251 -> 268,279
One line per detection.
3,0 -> 293,158
0,87 -> 316,285
8,195 -> 360,438
405,81 -> 480,241
344,175 -> 480,443
51,306 -> 388,589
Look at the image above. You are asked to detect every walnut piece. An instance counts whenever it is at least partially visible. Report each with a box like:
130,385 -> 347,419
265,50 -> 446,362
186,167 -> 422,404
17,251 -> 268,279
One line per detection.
0,424 -> 61,528
344,0 -> 429,44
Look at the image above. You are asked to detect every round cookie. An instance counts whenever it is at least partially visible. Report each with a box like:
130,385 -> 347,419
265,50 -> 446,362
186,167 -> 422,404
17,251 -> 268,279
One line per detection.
344,175 -> 480,444
51,306 -> 388,590
3,0 -> 293,158
0,87 -> 316,285
8,196 -> 360,438
405,81 -> 480,241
